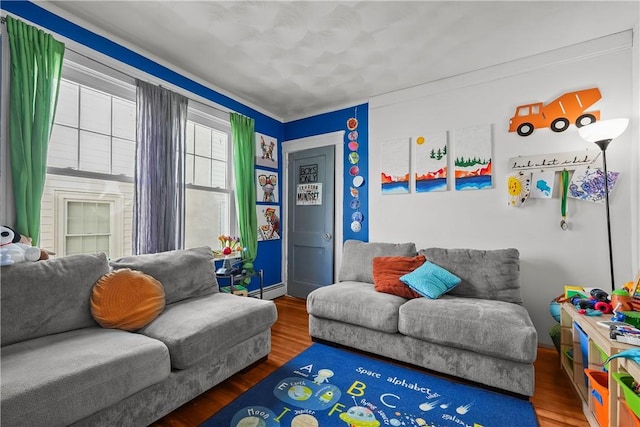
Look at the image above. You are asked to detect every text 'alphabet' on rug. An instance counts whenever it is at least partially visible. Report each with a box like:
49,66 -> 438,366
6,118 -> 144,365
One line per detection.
202,343 -> 538,427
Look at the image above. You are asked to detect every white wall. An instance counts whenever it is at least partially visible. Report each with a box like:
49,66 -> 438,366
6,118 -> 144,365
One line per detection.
369,32 -> 637,346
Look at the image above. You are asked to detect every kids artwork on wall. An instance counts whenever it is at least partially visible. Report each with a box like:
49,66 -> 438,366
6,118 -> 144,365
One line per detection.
506,171 -> 531,207
255,132 -> 278,169
257,206 -> 280,241
568,166 -> 620,203
256,169 -> 278,203
414,132 -> 448,193
381,138 -> 410,194
530,170 -> 555,199
454,125 -> 493,191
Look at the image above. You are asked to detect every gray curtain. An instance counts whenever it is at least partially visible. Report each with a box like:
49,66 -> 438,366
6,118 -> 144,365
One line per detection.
133,80 -> 188,254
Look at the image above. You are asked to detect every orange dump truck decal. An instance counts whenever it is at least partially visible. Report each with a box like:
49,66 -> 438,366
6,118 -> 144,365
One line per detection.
509,88 -> 602,136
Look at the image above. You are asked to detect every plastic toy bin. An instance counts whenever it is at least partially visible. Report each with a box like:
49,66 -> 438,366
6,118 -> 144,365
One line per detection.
612,372 -> 640,419
619,399 -> 640,427
576,323 -> 589,387
584,369 -> 608,427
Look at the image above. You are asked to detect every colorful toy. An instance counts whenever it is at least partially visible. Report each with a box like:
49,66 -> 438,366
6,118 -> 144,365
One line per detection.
571,288 -> 613,314
612,289 -> 634,312
0,225 -> 41,266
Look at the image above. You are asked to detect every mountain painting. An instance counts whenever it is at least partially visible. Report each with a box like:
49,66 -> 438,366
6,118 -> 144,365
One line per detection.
454,125 -> 493,191
381,138 -> 410,194
414,132 -> 448,192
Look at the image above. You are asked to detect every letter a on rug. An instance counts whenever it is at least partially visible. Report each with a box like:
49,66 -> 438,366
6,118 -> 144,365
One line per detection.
202,343 -> 538,427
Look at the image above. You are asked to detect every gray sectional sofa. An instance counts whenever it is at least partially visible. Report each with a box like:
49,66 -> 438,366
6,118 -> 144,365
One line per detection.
1,246 -> 277,427
307,240 -> 538,396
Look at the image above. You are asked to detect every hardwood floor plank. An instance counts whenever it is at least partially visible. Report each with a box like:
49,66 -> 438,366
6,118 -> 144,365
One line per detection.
151,296 -> 589,427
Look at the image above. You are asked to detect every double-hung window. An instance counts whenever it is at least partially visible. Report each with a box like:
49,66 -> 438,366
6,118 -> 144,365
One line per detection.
40,52 -> 234,258
184,108 -> 234,249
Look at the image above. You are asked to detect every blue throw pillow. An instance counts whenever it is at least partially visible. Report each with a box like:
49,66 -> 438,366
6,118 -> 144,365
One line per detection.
400,261 -> 461,299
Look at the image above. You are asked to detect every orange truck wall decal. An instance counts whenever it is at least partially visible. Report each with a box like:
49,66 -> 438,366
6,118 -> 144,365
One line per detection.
509,87 -> 602,136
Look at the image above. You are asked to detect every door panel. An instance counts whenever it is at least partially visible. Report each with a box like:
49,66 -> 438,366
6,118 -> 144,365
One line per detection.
287,145 -> 334,298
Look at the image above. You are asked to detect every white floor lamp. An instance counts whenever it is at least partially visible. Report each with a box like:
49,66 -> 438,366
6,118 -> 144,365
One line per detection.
577,118 -> 629,292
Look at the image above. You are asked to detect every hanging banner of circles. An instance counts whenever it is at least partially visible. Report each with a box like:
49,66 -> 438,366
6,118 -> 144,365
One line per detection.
347,112 -> 364,233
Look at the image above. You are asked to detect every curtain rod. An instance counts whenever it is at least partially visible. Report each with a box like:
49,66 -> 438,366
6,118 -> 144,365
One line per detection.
0,14 -> 229,117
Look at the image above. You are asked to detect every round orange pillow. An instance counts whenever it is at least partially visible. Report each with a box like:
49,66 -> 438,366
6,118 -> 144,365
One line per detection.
91,268 -> 166,331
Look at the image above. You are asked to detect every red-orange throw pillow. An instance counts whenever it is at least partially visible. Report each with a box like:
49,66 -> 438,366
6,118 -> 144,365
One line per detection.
91,268 -> 166,331
373,255 -> 426,299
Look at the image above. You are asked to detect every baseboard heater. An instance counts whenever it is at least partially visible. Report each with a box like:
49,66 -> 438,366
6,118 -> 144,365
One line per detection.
249,282 -> 285,299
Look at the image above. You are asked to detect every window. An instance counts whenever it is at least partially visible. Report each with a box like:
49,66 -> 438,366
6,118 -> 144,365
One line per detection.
184,109 -> 234,250
55,191 -> 123,258
40,53 -> 235,257
49,78 -> 136,176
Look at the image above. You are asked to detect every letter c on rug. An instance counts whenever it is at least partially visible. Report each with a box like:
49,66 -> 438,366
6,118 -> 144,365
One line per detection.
380,393 -> 400,408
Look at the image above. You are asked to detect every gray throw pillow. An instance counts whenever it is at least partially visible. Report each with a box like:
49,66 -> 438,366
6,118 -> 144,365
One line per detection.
1,253 -> 110,346
339,240 -> 417,283
419,247 -> 522,304
110,246 -> 218,305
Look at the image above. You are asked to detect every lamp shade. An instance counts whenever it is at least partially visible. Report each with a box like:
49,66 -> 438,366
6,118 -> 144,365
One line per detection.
578,118 -> 629,143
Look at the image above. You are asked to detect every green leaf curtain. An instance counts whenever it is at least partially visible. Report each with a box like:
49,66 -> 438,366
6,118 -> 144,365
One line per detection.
6,16 -> 65,245
230,113 -> 258,275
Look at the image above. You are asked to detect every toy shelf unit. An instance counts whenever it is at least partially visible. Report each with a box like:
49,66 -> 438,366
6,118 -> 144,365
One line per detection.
561,303 -> 640,426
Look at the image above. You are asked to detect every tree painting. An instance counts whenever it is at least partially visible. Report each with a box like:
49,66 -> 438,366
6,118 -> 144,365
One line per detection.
453,125 -> 493,191
415,132 -> 448,193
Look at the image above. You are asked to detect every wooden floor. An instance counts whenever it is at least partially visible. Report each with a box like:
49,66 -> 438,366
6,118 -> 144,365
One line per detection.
152,296 -> 589,427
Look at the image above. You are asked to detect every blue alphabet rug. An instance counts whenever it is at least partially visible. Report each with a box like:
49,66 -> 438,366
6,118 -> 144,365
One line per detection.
201,343 -> 538,427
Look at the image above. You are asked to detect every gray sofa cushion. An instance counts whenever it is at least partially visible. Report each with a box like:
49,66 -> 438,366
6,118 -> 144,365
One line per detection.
1,327 -> 170,427
110,246 -> 218,305
139,293 -> 277,369
398,296 -> 537,363
306,282 -> 407,333
339,240 -> 417,283
1,253 -> 109,346
420,247 -> 522,304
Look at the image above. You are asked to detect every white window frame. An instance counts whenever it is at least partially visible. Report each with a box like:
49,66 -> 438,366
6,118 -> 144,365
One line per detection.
48,50 -> 238,253
55,190 -> 123,258
185,106 -> 237,239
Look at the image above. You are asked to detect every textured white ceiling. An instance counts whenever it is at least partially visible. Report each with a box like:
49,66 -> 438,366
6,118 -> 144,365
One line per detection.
40,1 -> 639,121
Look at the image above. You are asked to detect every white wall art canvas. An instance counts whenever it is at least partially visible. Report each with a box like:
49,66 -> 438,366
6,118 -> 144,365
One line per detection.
454,125 -> 493,191
256,169 -> 278,203
257,205 -> 280,241
255,132 -> 278,169
414,132 -> 448,193
381,138 -> 410,194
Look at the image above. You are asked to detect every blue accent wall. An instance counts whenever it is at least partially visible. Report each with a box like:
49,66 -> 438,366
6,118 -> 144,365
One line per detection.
2,1 -> 370,293
1,1 -> 286,290
284,104 -> 369,242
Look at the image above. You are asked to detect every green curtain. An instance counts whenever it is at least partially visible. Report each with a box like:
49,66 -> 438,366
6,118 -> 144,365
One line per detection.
230,113 -> 258,278
6,16 -> 65,245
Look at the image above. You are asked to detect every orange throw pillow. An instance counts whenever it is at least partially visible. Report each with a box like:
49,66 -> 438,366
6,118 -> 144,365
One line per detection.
91,268 -> 166,331
373,255 -> 426,299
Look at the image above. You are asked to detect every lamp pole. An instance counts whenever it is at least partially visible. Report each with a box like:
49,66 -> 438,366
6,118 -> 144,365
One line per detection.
594,139 -> 615,292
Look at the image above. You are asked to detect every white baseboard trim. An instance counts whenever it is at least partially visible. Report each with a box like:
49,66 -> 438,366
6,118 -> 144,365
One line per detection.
249,282 -> 286,300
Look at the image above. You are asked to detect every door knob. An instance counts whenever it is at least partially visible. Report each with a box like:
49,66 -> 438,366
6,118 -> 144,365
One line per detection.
324,233 -> 332,241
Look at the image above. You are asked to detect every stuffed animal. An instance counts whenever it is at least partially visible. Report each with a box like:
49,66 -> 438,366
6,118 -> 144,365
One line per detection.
0,225 -> 42,266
